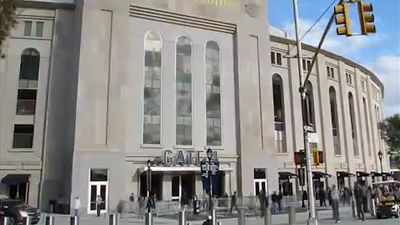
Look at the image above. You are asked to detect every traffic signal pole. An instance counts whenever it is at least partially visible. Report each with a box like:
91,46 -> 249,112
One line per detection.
291,0 -> 345,224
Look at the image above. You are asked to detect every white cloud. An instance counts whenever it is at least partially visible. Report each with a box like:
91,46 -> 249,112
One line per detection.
366,55 -> 400,117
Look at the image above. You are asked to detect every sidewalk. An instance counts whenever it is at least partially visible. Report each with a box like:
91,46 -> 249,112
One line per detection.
37,206 -> 399,225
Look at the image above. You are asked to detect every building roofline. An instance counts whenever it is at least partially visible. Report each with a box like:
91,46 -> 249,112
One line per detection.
19,0 -> 75,10
270,35 -> 384,96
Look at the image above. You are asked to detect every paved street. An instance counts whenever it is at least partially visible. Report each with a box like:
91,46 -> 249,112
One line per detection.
34,207 -> 399,225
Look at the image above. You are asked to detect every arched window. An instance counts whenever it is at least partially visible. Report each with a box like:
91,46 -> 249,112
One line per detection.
143,31 -> 162,144
348,92 -> 358,156
272,74 -> 284,125
206,41 -> 221,146
19,48 -> 40,88
304,81 -> 316,131
329,87 -> 341,155
363,98 -> 372,157
176,36 -> 192,145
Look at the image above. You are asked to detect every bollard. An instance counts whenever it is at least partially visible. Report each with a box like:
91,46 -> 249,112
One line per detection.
264,207 -> 271,225
45,215 -> 55,225
351,199 -> 356,218
217,222 -> 222,225
212,209 -> 216,225
288,206 -> 296,225
70,216 -> 79,225
238,207 -> 246,225
371,199 -> 376,217
22,216 -> 31,225
145,212 -> 153,225
109,213 -> 120,225
179,209 -> 186,225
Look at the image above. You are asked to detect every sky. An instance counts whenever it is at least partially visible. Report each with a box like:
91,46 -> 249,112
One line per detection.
269,0 -> 400,117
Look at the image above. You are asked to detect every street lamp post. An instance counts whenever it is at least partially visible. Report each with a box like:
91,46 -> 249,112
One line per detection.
378,151 -> 383,180
146,160 -> 152,213
206,148 -> 213,211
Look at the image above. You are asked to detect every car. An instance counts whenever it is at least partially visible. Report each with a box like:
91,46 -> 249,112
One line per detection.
0,199 -> 40,225
373,181 -> 400,219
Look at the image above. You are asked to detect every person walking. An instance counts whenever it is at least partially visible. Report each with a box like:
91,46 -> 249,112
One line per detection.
331,185 -> 340,223
129,193 -> 135,213
327,187 -> 332,207
96,195 -> 103,217
355,183 -> 365,221
319,188 -> 327,207
278,191 -> 283,212
259,190 -> 266,217
301,190 -> 308,208
74,196 -> 81,217
271,191 -> 279,214
230,191 -> 237,215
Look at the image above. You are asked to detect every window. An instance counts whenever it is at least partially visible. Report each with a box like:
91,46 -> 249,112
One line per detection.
304,81 -> 316,131
16,89 -> 37,115
329,87 -> 341,155
270,52 -> 275,64
90,169 -> 108,182
19,48 -> 40,89
176,36 -> 192,145
143,31 -> 162,144
361,79 -> 366,92
348,92 -> 358,156
35,22 -> 44,37
24,21 -> 32,36
302,59 -> 312,72
12,125 -> 34,148
327,66 -> 335,79
272,75 -> 284,124
271,51 -> 282,66
206,41 -> 222,146
346,73 -> 353,85
363,98 -> 372,157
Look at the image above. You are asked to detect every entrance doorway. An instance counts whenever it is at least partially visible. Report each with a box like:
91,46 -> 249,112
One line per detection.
254,179 -> 267,196
89,182 -> 108,214
140,174 -> 162,200
171,174 -> 195,201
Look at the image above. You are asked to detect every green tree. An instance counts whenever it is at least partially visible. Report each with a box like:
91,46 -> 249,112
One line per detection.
381,113 -> 400,168
0,0 -> 18,56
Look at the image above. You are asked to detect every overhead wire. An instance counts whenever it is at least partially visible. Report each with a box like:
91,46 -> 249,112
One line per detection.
286,0 -> 338,55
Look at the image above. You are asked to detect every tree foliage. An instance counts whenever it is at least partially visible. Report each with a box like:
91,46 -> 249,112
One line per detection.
381,113 -> 400,168
0,0 -> 18,56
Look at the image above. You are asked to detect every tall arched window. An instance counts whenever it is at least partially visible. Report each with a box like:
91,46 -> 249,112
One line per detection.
304,81 -> 316,132
206,41 -> 221,146
176,36 -> 192,145
362,98 -> 372,157
348,92 -> 358,156
329,87 -> 341,155
273,74 -> 286,152
273,74 -> 284,124
143,31 -> 162,144
19,48 -> 40,88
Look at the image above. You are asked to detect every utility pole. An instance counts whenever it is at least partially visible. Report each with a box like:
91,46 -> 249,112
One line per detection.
292,0 -> 318,224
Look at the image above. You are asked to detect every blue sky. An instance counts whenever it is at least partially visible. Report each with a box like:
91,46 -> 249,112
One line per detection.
269,0 -> 400,117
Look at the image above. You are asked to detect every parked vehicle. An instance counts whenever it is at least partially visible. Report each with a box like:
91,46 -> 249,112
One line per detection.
0,199 -> 40,225
372,181 -> 400,219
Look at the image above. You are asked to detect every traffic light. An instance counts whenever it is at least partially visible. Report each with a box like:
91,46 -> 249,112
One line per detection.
358,1 -> 376,35
294,150 -> 306,166
334,3 -> 352,36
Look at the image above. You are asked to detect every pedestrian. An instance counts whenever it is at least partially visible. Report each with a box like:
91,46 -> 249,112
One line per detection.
278,191 -> 283,211
259,190 -> 266,217
319,188 -> 326,207
74,196 -> 81,217
327,187 -> 332,206
355,182 -> 365,221
138,196 -> 145,219
330,185 -> 340,223
271,191 -> 279,213
230,191 -> 237,215
129,193 -> 135,213
96,195 -> 103,217
302,190 -> 308,208
146,193 -> 156,213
